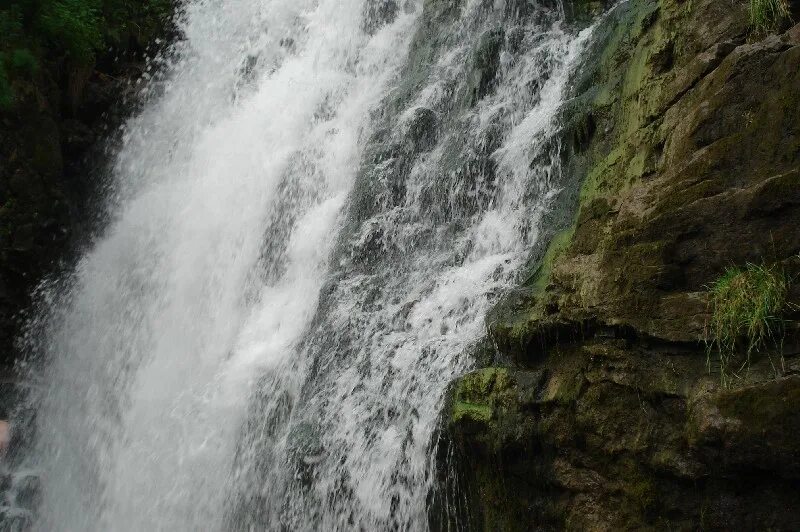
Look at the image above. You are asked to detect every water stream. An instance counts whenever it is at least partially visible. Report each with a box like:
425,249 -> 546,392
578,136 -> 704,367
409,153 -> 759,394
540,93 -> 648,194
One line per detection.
4,0 -> 592,529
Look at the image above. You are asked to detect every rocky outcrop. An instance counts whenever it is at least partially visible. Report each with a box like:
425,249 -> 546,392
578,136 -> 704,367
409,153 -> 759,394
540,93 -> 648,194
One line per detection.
436,0 -> 800,528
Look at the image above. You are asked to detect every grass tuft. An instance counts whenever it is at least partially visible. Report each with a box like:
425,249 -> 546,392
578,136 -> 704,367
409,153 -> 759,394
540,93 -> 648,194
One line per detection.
705,262 -> 789,387
750,0 -> 791,35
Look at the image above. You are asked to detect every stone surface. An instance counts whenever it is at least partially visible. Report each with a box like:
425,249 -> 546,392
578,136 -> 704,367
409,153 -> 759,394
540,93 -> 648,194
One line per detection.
436,0 -> 800,528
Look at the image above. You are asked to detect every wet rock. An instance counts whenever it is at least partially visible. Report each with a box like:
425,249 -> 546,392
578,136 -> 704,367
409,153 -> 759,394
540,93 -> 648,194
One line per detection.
286,421 -> 325,486
363,0 -> 400,34
563,0 -> 616,25
14,473 -> 41,511
436,0 -> 800,527
502,0 -> 537,20
463,28 -> 505,106
401,107 -> 438,153
504,26 -> 526,54
688,376 -> 800,476
0,421 -> 8,455
61,119 -> 96,158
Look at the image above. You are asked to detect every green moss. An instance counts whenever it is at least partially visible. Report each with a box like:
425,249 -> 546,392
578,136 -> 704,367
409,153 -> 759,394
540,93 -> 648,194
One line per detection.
530,228 -> 574,293
486,0 -> 679,352
454,368 -> 512,403
451,368 -> 515,424
706,262 -> 790,387
545,370 -> 584,404
571,0 -> 674,203
452,401 -> 493,424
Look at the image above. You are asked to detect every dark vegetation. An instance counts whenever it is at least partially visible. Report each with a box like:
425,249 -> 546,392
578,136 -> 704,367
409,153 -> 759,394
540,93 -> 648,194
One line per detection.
0,0 -> 175,368
0,0 -> 172,109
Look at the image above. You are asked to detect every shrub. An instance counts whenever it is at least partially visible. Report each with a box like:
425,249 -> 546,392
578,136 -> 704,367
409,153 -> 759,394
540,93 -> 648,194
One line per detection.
706,262 -> 789,387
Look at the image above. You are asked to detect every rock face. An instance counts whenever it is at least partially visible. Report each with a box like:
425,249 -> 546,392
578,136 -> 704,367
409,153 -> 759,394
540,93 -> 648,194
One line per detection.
436,0 -> 800,528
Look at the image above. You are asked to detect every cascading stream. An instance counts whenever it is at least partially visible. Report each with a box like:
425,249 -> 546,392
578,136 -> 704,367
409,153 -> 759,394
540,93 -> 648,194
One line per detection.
5,0 -> 594,530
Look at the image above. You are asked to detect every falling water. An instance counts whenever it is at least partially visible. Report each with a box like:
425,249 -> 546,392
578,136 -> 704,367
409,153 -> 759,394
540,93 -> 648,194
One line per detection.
4,0 -> 594,529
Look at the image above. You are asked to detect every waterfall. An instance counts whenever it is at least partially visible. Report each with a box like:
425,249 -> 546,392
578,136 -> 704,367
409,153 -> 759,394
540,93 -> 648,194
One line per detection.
5,0 -> 593,529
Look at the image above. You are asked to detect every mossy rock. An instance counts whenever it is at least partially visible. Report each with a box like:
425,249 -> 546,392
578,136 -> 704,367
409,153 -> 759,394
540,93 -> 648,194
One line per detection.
450,368 -> 514,429
461,27 -> 505,107
687,376 -> 800,475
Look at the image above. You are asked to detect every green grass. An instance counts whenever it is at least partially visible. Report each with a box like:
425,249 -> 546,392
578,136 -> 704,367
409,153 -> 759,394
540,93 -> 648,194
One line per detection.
706,262 -> 790,387
750,0 -> 791,34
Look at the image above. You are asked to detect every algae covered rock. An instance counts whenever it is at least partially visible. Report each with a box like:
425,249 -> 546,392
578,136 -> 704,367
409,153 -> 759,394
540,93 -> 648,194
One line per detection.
439,342 -> 800,530
448,367 -> 543,451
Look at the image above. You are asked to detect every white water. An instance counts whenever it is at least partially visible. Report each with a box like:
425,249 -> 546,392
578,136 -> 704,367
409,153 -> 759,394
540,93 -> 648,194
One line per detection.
7,0 -> 593,530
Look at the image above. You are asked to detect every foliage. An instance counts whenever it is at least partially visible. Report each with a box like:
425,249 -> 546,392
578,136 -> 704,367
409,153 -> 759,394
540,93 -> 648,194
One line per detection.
10,49 -> 39,74
0,0 -> 172,111
706,262 -> 790,387
750,0 -> 791,34
38,0 -> 103,61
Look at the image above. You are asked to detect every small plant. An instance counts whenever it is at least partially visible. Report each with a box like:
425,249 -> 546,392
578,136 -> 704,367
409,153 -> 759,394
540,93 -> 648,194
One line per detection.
705,262 -> 789,387
750,0 -> 791,35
